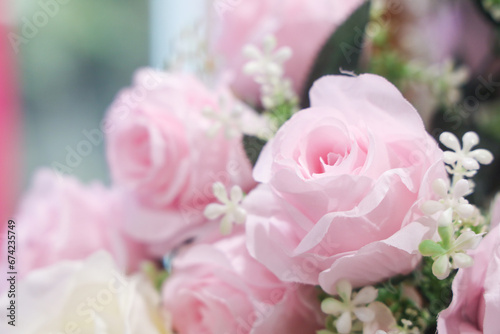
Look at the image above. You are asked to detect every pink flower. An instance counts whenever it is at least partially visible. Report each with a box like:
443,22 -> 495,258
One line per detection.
210,0 -> 365,104
408,1 -> 494,75
437,224 -> 500,333
9,169 -> 145,279
162,235 -> 324,334
105,69 -> 257,255
246,74 -> 445,293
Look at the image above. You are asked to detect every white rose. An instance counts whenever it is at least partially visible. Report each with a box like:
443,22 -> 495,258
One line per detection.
0,251 -> 171,334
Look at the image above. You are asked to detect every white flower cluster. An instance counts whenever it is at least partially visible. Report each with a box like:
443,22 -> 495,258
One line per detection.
428,60 -> 469,107
243,35 -> 298,110
320,280 -> 423,334
419,131 -> 493,279
203,103 -> 246,139
202,90 -> 274,140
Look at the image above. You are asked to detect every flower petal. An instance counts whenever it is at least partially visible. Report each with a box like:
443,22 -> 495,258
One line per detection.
337,279 -> 352,302
451,252 -> 473,269
443,151 -> 458,164
433,178 -> 449,198
432,255 -> 451,280
438,208 -> 454,227
462,131 -> 479,152
234,207 -> 247,224
273,47 -> 292,63
421,200 -> 445,215
204,203 -> 226,220
461,157 -> 480,170
353,306 -> 375,323
453,179 -> 470,198
440,132 -> 461,152
243,61 -> 261,75
470,149 -> 494,165
219,215 -> 233,235
230,185 -> 243,203
243,44 -> 262,59
321,298 -> 345,315
213,182 -> 228,203
352,286 -> 378,305
454,230 -> 483,251
455,203 -> 474,218
336,311 -> 352,334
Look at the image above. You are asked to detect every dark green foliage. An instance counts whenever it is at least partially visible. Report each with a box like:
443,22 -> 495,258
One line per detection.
300,1 -> 371,108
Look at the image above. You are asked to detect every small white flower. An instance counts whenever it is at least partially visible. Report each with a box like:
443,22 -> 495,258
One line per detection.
421,178 -> 475,226
321,280 -> 378,334
204,182 -> 246,235
432,230 -> 483,279
440,131 -> 493,174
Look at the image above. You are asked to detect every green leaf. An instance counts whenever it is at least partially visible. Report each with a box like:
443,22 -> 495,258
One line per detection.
243,135 -> 267,166
300,1 -> 371,108
419,240 -> 445,257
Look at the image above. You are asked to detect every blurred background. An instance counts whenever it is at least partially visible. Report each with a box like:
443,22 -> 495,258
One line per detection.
2,0 -> 500,221
13,0 -> 149,185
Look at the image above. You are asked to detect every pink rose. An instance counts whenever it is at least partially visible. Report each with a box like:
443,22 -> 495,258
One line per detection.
162,235 -> 323,334
490,195 -> 500,229
211,0 -> 365,104
246,74 -> 445,292
9,169 -> 145,279
105,69 -> 257,255
437,224 -> 500,334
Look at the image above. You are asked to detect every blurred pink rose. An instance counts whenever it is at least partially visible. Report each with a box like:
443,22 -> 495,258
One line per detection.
162,235 -> 323,334
12,169 -> 145,278
246,74 -> 445,293
105,69 -> 257,255
437,224 -> 500,333
407,0 -> 494,74
211,0 -> 365,105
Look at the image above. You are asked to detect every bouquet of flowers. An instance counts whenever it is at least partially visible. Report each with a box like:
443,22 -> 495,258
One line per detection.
3,1 -> 500,333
